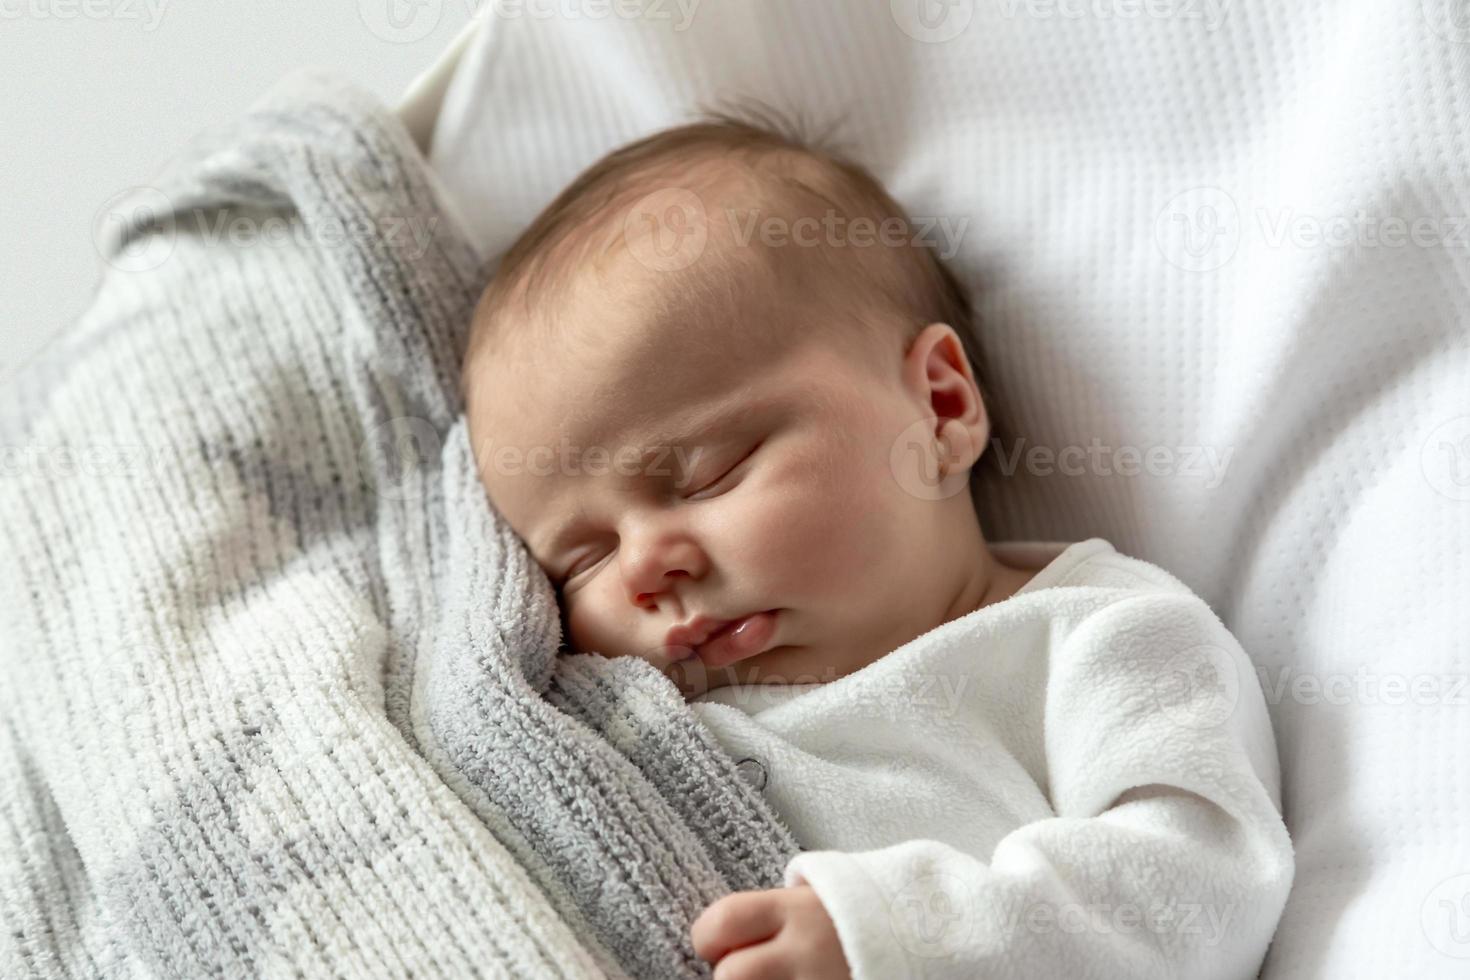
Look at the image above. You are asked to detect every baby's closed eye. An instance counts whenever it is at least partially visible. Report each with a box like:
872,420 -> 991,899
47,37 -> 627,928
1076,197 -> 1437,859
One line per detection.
556,437 -> 767,589
685,438 -> 764,500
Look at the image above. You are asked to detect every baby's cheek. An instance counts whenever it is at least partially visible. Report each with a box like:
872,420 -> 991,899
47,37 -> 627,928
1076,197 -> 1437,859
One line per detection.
560,588 -> 627,659
738,448 -> 895,592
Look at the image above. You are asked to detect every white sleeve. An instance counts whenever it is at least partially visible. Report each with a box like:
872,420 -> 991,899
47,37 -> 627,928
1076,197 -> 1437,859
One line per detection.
783,593 -> 1296,980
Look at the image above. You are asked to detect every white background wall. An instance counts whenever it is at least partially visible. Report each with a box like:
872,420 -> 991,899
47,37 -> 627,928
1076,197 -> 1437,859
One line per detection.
0,0 -> 479,386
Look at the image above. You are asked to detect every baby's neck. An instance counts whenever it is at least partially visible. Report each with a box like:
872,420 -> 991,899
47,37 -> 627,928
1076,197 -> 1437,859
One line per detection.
947,547 -> 1038,622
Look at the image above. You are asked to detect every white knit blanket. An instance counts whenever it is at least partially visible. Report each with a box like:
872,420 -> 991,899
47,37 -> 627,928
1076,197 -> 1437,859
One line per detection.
0,70 -> 798,980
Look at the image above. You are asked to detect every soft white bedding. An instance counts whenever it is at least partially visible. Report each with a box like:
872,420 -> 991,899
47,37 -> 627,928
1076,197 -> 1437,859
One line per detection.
412,2 -> 1470,976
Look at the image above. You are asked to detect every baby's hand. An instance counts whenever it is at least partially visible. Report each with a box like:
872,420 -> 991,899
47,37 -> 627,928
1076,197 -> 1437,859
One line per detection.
691,884 -> 851,979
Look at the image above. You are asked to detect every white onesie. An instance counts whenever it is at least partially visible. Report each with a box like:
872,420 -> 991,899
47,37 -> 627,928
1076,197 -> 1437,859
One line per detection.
690,538 -> 1294,980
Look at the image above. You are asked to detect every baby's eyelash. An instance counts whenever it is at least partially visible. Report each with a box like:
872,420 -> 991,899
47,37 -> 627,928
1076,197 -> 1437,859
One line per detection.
559,547 -> 608,585
687,439 -> 763,498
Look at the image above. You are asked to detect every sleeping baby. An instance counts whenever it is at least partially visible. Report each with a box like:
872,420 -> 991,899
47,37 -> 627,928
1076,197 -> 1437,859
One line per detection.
461,112 -> 1295,979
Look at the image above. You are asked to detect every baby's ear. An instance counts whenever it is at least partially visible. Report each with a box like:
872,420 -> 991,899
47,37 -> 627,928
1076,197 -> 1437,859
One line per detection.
906,322 -> 990,469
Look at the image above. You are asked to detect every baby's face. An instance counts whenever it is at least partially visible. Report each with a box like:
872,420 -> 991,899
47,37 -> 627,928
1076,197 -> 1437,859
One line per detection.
469,261 -> 982,699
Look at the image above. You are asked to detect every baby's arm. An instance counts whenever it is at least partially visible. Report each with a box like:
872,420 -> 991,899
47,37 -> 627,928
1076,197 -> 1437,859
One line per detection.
705,593 -> 1296,980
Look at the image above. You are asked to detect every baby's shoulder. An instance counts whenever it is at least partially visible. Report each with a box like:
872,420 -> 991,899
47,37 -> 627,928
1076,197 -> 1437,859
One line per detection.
1041,544 -> 1245,668
1030,541 -> 1237,649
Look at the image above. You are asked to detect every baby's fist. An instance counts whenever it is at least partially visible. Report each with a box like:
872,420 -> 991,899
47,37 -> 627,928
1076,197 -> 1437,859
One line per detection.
691,884 -> 851,979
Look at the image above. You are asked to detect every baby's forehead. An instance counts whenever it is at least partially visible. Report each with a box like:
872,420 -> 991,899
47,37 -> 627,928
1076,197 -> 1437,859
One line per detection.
482,277 -> 781,432
570,241 -> 802,371
478,237 -> 888,464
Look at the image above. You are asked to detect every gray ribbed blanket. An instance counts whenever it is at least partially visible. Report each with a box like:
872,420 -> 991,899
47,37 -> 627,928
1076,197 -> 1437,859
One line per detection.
0,70 -> 798,979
